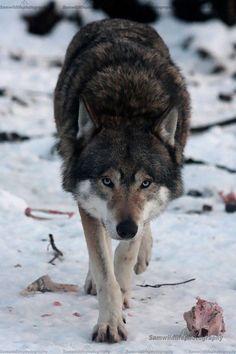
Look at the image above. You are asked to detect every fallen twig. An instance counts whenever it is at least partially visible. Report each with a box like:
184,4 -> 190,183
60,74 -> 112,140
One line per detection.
137,278 -> 196,288
25,207 -> 74,220
185,158 -> 236,174
48,234 -> 63,264
0,132 -> 30,142
190,116 -> 236,134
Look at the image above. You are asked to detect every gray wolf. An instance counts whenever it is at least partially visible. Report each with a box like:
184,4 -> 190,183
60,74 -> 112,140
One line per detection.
54,19 -> 190,343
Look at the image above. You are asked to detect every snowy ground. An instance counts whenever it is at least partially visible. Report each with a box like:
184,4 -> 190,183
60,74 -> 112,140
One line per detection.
0,1 -> 236,353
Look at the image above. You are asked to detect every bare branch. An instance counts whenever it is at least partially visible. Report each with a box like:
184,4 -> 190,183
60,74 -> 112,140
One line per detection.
137,278 -> 196,288
48,234 -> 63,264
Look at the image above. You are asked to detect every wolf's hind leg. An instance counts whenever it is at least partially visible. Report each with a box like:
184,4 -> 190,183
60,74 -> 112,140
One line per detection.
84,236 -> 112,296
84,262 -> 97,295
114,236 -> 142,308
134,222 -> 153,274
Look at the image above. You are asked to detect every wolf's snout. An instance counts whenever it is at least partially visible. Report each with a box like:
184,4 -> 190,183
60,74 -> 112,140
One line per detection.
116,220 -> 138,239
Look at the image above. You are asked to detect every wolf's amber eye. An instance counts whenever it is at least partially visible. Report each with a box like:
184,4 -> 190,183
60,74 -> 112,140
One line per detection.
141,180 -> 152,189
101,177 -> 114,188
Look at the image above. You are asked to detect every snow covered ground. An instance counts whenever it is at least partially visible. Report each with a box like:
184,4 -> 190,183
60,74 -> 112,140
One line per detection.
0,1 -> 236,353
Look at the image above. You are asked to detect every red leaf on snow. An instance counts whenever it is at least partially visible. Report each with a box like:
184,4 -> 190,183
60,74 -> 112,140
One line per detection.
219,191 -> 236,212
219,191 -> 236,204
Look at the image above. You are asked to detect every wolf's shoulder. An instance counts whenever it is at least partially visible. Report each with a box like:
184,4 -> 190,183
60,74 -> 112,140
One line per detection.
64,19 -> 170,68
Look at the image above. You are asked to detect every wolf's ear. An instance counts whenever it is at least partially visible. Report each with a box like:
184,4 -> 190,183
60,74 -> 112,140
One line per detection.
77,99 -> 96,141
154,107 -> 178,146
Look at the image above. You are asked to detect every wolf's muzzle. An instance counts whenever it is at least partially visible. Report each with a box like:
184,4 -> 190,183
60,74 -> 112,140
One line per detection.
116,219 -> 138,239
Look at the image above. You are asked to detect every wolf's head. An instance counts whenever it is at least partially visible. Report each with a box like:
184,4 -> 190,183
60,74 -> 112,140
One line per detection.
64,100 -> 183,240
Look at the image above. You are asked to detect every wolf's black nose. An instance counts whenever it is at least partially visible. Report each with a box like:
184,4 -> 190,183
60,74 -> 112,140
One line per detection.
116,220 -> 138,239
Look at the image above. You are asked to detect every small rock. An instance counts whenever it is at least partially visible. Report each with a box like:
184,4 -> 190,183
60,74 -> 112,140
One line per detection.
196,48 -> 212,60
10,53 -> 22,61
218,93 -> 232,102
0,88 -> 6,96
73,312 -> 81,317
41,313 -> 53,317
181,36 -> 194,50
202,204 -> 213,212
211,65 -> 225,74
225,203 -> 236,213
187,190 -> 203,197
49,59 -> 63,68
22,1 -> 62,36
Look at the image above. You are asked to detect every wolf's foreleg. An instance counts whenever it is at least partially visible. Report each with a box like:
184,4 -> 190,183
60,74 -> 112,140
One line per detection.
134,222 -> 153,274
114,236 -> 142,308
79,207 -> 127,343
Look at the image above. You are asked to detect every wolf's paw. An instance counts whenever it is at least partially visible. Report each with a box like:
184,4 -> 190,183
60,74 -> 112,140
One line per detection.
134,256 -> 149,274
134,244 -> 152,275
122,291 -> 130,309
84,270 -> 97,295
92,319 -> 127,343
